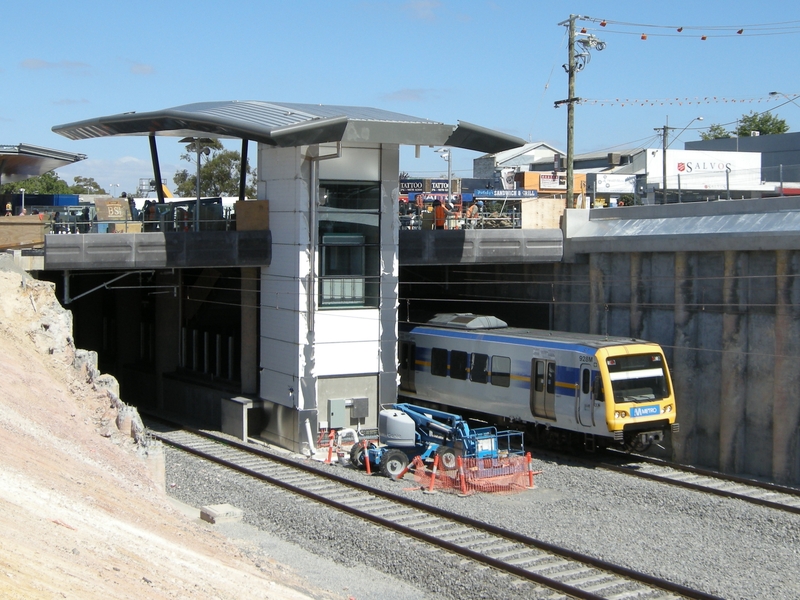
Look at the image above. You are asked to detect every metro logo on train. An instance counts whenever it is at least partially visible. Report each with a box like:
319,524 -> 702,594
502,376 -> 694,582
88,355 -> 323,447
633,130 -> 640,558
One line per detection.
631,405 -> 661,418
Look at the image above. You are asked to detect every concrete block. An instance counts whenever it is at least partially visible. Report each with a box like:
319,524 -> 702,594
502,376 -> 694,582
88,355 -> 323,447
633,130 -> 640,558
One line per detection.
200,503 -> 243,524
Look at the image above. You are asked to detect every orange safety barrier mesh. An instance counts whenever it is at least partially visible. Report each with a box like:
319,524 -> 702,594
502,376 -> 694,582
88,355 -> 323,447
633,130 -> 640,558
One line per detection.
316,429 -> 333,448
409,454 -> 542,496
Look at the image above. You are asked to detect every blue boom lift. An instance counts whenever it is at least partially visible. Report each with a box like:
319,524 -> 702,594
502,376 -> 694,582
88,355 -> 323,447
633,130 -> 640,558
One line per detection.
349,403 -> 525,480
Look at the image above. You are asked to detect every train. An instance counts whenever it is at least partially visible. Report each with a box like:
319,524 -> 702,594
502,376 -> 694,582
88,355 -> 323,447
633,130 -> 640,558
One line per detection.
397,313 -> 679,452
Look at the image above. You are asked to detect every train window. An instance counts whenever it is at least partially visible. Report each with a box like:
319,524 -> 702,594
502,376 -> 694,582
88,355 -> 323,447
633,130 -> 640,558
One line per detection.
546,362 -> 556,394
607,353 -> 669,402
431,347 -> 448,377
470,353 -> 488,384
534,361 -> 545,392
491,356 -> 511,388
582,368 -> 591,394
450,350 -> 468,380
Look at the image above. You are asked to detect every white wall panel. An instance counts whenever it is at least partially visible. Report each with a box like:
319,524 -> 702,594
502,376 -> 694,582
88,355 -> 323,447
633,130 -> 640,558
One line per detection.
261,146 -> 305,180
314,341 -> 381,376
260,336 -> 303,374
264,179 -> 309,211
261,306 -> 303,342
265,212 -> 311,249
315,309 -> 380,343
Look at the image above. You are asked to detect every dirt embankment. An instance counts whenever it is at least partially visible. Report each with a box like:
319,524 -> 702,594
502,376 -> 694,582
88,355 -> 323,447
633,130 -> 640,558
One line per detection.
0,256 -> 330,600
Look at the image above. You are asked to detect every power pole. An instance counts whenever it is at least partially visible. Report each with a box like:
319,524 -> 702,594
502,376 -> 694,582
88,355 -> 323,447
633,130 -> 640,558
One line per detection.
557,15 -> 604,209
565,14 -> 577,208
661,118 -> 669,199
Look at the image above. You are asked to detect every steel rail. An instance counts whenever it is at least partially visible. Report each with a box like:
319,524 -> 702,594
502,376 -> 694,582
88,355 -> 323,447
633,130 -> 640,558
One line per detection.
151,424 -> 722,600
601,449 -> 800,515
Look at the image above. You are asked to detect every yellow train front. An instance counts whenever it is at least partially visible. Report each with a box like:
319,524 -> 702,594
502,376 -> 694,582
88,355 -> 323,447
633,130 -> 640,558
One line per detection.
398,313 -> 679,452
592,343 -> 678,451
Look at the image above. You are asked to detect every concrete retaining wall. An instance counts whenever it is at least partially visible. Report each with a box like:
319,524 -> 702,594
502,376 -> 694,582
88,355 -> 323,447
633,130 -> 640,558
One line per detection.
554,249 -> 800,485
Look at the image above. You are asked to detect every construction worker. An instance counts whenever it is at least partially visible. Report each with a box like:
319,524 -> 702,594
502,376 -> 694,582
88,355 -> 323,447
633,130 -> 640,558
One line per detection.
432,199 -> 450,230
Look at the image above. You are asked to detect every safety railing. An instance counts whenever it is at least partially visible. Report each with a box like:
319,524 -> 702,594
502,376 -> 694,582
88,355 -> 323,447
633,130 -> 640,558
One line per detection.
401,209 -> 522,231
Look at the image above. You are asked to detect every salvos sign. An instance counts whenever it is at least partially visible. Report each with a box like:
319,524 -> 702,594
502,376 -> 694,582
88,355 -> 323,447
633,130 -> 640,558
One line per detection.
646,149 -> 761,190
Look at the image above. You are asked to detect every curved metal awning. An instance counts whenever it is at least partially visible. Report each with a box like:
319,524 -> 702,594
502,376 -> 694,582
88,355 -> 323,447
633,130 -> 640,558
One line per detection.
0,143 -> 87,183
52,100 -> 525,154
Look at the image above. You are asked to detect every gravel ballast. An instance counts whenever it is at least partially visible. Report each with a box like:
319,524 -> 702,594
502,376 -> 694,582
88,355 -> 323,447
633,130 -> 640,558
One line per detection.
165,444 -> 800,600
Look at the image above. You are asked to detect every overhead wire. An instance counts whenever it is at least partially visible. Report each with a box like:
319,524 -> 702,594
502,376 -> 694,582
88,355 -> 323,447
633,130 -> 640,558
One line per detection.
77,264 -> 800,359
528,25 -> 569,142
578,16 -> 800,38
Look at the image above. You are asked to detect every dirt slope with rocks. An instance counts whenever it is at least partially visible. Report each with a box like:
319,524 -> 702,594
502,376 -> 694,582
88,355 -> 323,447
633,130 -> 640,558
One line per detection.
0,255 -> 335,600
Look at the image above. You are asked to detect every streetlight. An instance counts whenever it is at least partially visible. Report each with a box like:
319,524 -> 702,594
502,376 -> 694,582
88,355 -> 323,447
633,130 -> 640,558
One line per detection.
19,188 -> 25,215
769,92 -> 797,195
436,148 -> 452,207
769,91 -> 800,109
109,183 -> 119,197
656,116 -> 703,201
179,137 -> 213,231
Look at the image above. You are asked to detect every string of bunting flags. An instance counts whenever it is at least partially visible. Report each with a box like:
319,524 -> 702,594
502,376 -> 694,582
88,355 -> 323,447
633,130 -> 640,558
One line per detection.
572,95 -> 794,108
577,16 -> 800,39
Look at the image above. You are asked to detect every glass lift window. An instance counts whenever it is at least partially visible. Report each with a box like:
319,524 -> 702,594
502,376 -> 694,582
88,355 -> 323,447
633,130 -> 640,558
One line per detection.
318,181 -> 381,308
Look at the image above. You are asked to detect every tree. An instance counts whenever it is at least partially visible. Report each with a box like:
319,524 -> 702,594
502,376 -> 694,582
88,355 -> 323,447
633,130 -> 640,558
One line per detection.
700,124 -> 732,141
699,111 -> 789,141
735,111 -> 789,137
173,141 -> 257,198
69,176 -> 106,195
0,171 -> 72,195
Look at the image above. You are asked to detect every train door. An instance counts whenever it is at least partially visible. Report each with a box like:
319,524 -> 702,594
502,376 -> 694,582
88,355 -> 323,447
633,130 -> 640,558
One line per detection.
530,359 -> 556,420
398,341 -> 416,393
578,365 -> 593,427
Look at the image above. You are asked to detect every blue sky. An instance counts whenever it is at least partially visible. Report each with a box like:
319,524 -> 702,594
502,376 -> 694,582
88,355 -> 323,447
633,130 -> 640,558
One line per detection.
4,0 -> 800,196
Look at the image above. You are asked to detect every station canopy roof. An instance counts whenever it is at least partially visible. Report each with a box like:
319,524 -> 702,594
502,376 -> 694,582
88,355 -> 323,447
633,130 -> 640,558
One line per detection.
52,100 -> 526,154
0,143 -> 87,183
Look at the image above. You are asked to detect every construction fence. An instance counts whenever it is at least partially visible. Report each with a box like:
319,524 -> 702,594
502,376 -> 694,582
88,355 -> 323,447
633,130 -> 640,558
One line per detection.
409,453 -> 541,496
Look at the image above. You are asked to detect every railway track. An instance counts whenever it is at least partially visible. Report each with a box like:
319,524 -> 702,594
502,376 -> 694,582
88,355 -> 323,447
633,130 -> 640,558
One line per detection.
149,423 -> 720,600
598,449 -> 800,515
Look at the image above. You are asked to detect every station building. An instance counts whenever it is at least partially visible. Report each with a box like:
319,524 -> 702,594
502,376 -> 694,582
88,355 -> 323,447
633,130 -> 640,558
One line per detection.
46,100 -> 525,452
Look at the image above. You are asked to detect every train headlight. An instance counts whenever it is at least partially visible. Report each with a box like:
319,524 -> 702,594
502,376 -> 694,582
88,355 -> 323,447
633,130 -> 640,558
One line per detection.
664,404 -> 673,413
614,410 -> 627,419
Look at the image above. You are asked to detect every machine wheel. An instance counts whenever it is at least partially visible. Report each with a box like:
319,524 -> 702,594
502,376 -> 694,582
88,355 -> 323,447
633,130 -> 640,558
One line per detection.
436,446 -> 462,472
350,441 -> 375,469
380,449 -> 409,480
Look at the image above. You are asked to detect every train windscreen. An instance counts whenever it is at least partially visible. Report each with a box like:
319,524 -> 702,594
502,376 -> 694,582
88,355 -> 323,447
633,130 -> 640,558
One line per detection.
606,353 -> 669,403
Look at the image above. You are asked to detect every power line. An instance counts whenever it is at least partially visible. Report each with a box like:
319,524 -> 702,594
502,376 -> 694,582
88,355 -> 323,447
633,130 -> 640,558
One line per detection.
580,93 -> 795,108
578,16 -> 800,39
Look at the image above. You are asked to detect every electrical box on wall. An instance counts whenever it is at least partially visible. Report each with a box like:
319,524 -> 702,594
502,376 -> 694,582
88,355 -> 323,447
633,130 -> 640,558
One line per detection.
328,398 -> 347,428
327,397 -> 370,428
351,397 -> 369,419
